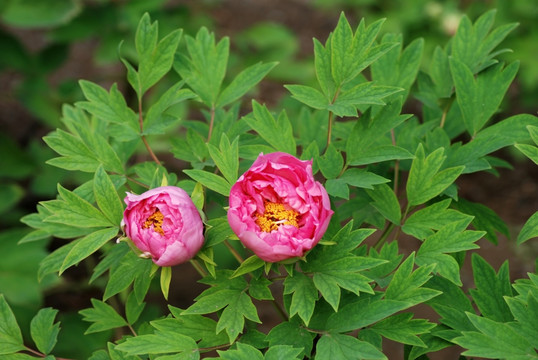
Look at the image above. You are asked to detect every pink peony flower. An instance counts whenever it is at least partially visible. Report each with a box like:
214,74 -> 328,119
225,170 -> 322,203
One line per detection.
122,186 -> 204,266
228,152 -> 333,262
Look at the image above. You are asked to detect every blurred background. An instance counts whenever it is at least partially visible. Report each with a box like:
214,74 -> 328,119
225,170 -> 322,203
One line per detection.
1,0 -> 537,357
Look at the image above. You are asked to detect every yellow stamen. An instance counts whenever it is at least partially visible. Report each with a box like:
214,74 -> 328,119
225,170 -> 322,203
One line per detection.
256,202 -> 299,233
143,209 -> 165,235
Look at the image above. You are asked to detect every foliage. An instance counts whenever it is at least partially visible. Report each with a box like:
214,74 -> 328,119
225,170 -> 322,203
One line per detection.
2,7 -> 538,360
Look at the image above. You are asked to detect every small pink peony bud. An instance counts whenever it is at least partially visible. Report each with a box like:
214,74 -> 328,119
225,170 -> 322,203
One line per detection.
228,152 -> 333,262
122,186 -> 204,266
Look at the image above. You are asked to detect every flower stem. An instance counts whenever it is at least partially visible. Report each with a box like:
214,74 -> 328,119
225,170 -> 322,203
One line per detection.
224,240 -> 244,263
25,346 -> 73,360
373,222 -> 395,252
207,105 -> 216,142
190,259 -> 208,277
326,111 -> 334,148
138,97 -> 161,165
127,323 -> 138,337
271,298 -> 289,321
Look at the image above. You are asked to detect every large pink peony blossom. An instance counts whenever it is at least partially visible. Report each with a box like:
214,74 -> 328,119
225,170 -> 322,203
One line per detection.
228,152 -> 333,262
122,186 -> 204,266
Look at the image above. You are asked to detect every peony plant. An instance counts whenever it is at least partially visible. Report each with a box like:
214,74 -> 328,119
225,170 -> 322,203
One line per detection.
5,10 -> 538,360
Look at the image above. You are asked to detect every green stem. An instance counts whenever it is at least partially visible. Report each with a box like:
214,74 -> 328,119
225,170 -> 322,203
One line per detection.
25,346 -> 73,360
190,259 -> 208,277
325,87 -> 341,150
207,105 -> 216,142
373,222 -> 395,252
224,240 -> 244,263
138,97 -> 161,165
326,111 -> 334,148
271,298 -> 289,321
127,323 -> 138,337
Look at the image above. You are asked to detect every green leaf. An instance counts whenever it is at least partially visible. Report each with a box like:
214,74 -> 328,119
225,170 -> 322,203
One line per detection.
371,34 -> 424,98
0,294 -> 25,354
1,0 -> 81,28
370,313 -> 435,347
285,85 -> 328,110
245,278 -> 272,302
515,143 -> 538,165
332,83 -> 403,116
30,308 -> 60,355
450,58 -> 519,136
365,183 -> 401,225
416,220 -> 482,285
417,219 -> 482,255
216,343 -> 262,360
318,144 -> 343,179
217,61 -> 278,107
451,10 -> 518,73
453,313 -> 536,359
208,134 -> 239,185
327,294 -> 411,332
174,27 -> 229,106
115,330 -> 199,356
264,345 -> 303,360
205,217 -> 235,247
183,289 -> 239,315
403,199 -> 473,240
231,255 -> 265,278
89,241 -> 130,284
183,169 -> 230,196
43,184 -> 113,228
518,212 -> 538,245
453,198 -> 509,245
43,128 -> 99,172
38,240 -> 77,281
505,294 -> 538,349
347,18 -> 396,81
339,168 -> 390,189
348,145 -> 414,166
216,292 -> 260,342
60,227 -> 119,274
425,276 -> 475,332
94,166 -> 125,223
283,272 -> 318,325
244,101 -> 296,155
406,145 -> 464,206
79,299 -> 127,334
316,333 -> 387,360
447,114 -> 538,170
160,266 -> 172,301
267,319 -> 315,359
313,270 -> 374,312
313,37 -> 334,97
131,13 -> 182,97
324,179 -> 349,199
144,82 -> 196,135
125,292 -> 145,326
163,310 -> 228,349
330,12 -> 354,86
385,253 -> 441,306
345,99 -> 409,166
77,81 -> 139,140
103,251 -> 153,301
469,254 -> 513,322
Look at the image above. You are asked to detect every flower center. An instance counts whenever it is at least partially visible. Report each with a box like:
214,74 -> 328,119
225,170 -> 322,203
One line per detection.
256,202 -> 299,233
143,209 -> 165,235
